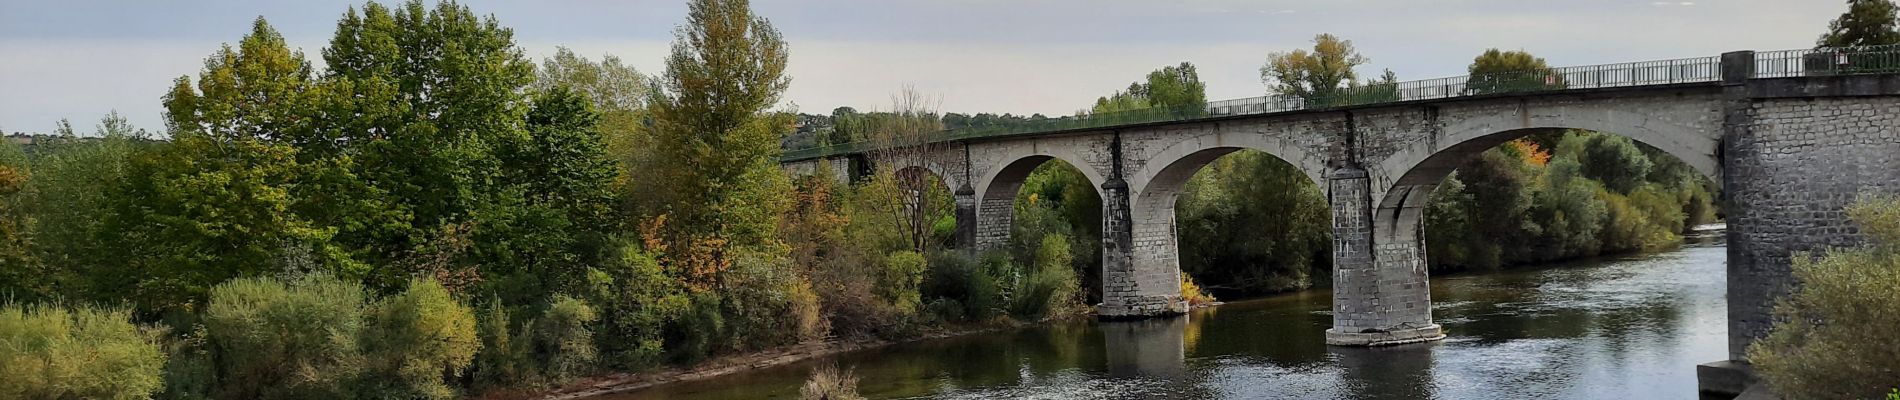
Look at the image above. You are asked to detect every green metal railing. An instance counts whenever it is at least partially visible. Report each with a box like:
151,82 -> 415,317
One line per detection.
782,46 -> 1900,162
1756,44 -> 1900,78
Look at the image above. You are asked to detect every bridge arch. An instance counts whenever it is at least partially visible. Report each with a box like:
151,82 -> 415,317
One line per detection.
882,158 -> 965,196
1372,99 -> 1723,215
972,152 -> 1105,250
1123,145 -> 1328,304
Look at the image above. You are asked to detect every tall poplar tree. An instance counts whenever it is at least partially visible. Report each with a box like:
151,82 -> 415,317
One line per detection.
644,0 -> 792,289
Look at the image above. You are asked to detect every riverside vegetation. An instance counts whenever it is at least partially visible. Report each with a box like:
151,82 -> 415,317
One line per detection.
9,0 -> 1898,399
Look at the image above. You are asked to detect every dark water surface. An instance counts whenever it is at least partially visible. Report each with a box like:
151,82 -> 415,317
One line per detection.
599,232 -> 1727,399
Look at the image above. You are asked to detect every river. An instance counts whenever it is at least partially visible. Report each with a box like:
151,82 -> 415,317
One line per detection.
597,227 -> 1728,399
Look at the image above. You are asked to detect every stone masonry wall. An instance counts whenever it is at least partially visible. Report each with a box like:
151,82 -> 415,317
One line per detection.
1725,93 -> 1900,359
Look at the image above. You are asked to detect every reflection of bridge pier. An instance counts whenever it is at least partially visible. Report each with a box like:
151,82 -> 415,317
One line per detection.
1102,316 -> 1187,379
1333,342 -> 1437,399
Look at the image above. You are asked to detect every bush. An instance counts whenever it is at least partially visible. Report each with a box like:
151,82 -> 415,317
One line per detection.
356,278 -> 480,399
1011,235 -> 1080,319
0,303 -> 166,400
532,295 -> 598,383
1180,275 -> 1216,307
799,364 -> 864,400
881,251 -> 928,314
921,250 -> 1003,322
1748,195 -> 1900,399
590,242 -> 689,370
157,326 -> 216,400
472,301 -> 530,390
202,274 -> 368,399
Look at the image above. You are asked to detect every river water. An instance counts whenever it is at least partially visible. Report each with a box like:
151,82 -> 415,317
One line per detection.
601,228 -> 1728,399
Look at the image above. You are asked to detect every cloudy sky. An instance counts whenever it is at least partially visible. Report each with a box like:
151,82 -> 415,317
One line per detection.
0,0 -> 1844,134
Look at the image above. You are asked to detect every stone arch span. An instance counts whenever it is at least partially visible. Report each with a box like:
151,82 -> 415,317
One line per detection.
972,153 -> 1104,251
883,158 -> 965,196
1120,146 -> 1328,315
1332,100 -> 1723,346
1373,98 -> 1724,213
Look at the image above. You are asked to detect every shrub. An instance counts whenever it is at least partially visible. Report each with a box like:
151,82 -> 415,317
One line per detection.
202,274 -> 368,399
1011,235 -> 1079,319
881,250 -> 928,314
1180,275 -> 1217,307
157,326 -> 216,400
356,278 -> 480,399
591,242 -> 689,370
472,301 -> 530,390
1748,195 -> 1900,399
799,364 -> 864,400
0,303 -> 166,400
720,249 -> 826,349
921,250 -> 1003,322
532,295 -> 598,383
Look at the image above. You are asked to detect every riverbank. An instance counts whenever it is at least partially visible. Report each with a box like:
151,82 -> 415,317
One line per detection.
530,316 -> 1069,399
542,224 -> 1724,399
529,302 -> 1230,399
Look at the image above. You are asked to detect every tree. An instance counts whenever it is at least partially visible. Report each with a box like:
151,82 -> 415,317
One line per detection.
1576,134 -> 1654,194
0,138 -> 38,301
1467,49 -> 1562,94
1261,34 -> 1370,106
644,0 -> 793,289
862,88 -> 953,253
1748,194 -> 1900,399
1142,62 -> 1208,110
534,48 -> 651,212
829,106 -> 862,145
20,113 -> 143,302
105,18 -> 358,312
475,87 -> 620,303
321,0 -> 547,294
1818,0 -> 1900,48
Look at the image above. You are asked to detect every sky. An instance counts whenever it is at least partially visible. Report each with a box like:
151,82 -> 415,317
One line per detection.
0,0 -> 1846,135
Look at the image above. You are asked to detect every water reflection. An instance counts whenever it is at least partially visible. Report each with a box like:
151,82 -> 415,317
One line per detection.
1334,343 -> 1435,400
1103,317 -> 1187,379
602,238 -> 1729,400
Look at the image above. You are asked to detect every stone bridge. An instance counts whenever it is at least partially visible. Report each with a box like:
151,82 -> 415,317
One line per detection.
780,49 -> 1900,392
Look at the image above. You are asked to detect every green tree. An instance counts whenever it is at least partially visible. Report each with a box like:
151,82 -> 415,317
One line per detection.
1261,34 -> 1370,106
1141,62 -> 1208,110
475,86 -> 620,305
1176,151 -> 1332,293
320,0 -> 540,292
1467,48 -> 1562,94
829,106 -> 862,144
534,47 -> 653,215
0,138 -> 38,300
1818,0 -> 1900,47
1748,195 -> 1900,399
25,113 -> 144,302
107,18 -> 358,312
644,0 -> 793,289
1577,134 -> 1654,194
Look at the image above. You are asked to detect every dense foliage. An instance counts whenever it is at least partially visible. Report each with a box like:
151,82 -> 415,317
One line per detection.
1748,195 -> 1900,399
1424,132 -> 1718,271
